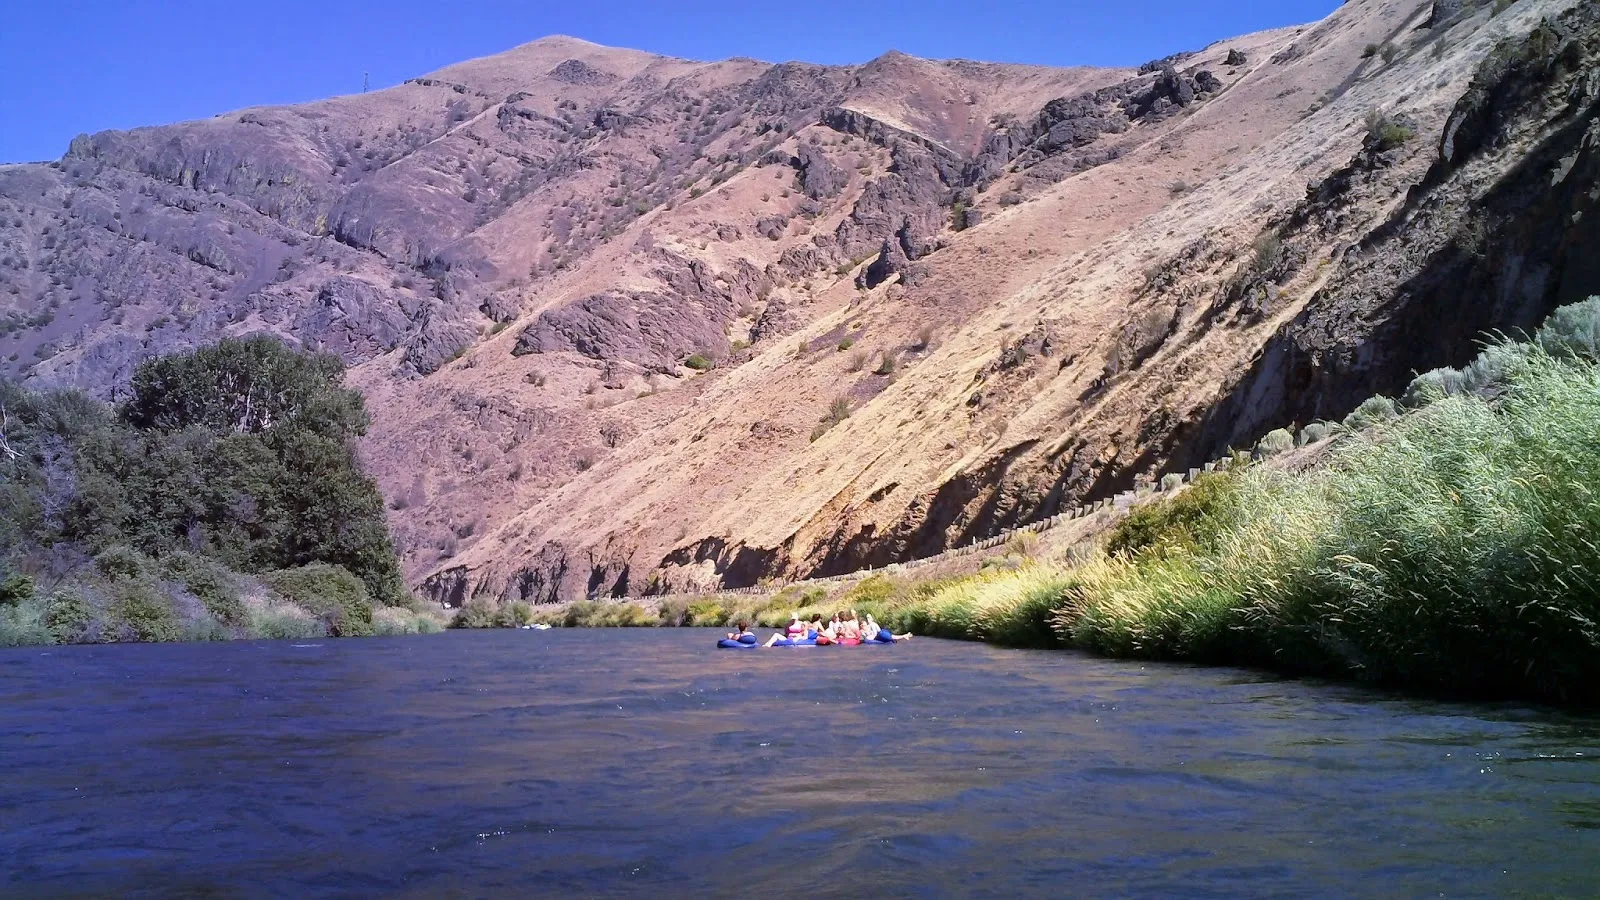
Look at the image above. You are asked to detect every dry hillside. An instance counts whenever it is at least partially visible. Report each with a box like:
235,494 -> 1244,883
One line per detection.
1,0 -> 1594,605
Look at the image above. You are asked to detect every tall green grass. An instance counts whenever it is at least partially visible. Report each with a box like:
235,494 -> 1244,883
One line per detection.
1062,349 -> 1600,703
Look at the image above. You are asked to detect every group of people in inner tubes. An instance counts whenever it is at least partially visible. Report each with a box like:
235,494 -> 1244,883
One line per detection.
719,610 -> 913,648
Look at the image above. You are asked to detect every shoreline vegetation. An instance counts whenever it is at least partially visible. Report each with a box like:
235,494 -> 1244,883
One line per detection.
0,338 -> 441,646
457,298 -> 1600,707
7,300 -> 1598,707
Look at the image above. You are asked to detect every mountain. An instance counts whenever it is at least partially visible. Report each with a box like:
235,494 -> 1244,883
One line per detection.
1,0 -> 1595,605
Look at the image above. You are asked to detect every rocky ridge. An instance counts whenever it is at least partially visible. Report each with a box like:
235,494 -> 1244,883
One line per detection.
1,0 -> 1591,605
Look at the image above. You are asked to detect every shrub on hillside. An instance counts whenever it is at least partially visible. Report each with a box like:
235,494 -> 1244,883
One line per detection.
1364,109 -> 1415,150
1296,421 -> 1340,446
1342,395 -> 1401,431
1004,531 -> 1040,558
1105,471 -> 1238,559
810,396 -> 853,442
1534,296 -> 1600,361
1254,428 -> 1295,458
843,575 -> 896,610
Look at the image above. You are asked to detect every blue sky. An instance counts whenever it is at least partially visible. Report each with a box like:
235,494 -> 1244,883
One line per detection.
0,0 -> 1339,164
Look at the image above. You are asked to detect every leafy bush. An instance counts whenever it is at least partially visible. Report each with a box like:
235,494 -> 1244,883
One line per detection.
249,599 -> 326,640
1403,367 -> 1470,407
0,571 -> 36,607
44,585 -> 97,643
374,606 -> 444,635
160,552 -> 244,625
95,546 -> 156,580
0,593 -> 54,647
1105,471 -> 1238,558
684,353 -> 714,371
110,578 -> 181,642
874,353 -> 897,376
685,598 -> 729,627
656,596 -> 690,626
450,596 -> 502,629
124,336 -> 366,437
262,564 -> 373,637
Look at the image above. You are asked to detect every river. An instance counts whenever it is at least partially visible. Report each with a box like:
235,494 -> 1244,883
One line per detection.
3,630 -> 1598,896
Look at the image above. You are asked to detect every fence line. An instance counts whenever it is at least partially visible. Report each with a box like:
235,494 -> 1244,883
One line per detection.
650,456 -> 1236,603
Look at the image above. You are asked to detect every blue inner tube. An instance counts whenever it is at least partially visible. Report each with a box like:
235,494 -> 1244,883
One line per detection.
868,632 -> 895,643
717,638 -> 759,649
771,637 -> 817,647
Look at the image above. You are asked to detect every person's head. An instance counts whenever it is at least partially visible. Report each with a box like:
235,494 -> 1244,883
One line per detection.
736,621 -> 748,633
848,609 -> 858,621
866,614 -> 877,624
811,613 -> 822,623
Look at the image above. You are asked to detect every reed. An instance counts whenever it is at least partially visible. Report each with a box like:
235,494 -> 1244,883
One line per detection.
1060,349 -> 1600,703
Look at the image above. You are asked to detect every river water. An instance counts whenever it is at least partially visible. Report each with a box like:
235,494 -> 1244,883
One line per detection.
3,630 -> 1598,897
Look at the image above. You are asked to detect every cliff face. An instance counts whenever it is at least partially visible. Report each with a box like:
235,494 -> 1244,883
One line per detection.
1186,3 -> 1600,458
2,0 -> 1591,606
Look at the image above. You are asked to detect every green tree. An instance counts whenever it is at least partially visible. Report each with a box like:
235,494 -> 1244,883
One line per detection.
122,336 -> 367,439
2,337 -> 406,606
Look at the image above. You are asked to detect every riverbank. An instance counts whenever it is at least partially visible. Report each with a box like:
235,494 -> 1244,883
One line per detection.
477,300 -> 1600,707
0,559 -> 446,646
